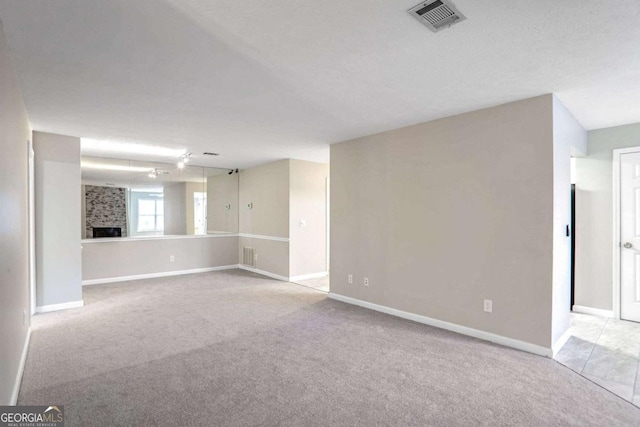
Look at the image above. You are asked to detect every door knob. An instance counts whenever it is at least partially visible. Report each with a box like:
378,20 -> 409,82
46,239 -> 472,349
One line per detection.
624,242 -> 633,249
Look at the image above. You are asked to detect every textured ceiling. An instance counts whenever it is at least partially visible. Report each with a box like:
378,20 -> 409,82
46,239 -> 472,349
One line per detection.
1,0 -> 639,168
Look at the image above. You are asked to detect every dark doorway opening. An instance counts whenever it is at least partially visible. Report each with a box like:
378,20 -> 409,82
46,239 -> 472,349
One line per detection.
571,184 -> 576,309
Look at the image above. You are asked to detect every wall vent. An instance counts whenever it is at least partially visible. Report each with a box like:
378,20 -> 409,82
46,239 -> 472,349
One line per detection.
408,0 -> 466,32
243,247 -> 255,267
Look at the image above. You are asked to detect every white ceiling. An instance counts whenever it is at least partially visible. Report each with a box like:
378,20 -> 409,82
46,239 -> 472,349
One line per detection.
1,0 -> 639,168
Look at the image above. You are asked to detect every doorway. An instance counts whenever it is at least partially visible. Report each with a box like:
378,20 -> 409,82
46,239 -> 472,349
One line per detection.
290,175 -> 330,293
571,183 -> 576,310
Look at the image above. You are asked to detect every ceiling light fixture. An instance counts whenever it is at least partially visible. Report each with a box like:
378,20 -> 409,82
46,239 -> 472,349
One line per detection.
81,138 -> 185,158
177,153 -> 191,169
148,168 -> 169,178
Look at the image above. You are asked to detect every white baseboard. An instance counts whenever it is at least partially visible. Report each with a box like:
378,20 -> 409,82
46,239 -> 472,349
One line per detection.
82,265 -> 240,286
289,272 -> 328,282
552,328 -> 573,357
35,300 -> 84,314
328,293 -> 553,358
572,305 -> 614,318
10,327 -> 31,405
238,265 -> 289,282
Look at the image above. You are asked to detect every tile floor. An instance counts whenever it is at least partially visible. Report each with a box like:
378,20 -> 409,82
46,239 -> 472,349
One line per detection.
555,312 -> 640,405
292,276 -> 330,292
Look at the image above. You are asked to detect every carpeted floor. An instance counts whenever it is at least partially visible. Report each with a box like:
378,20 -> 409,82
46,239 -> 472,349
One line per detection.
19,270 -> 640,426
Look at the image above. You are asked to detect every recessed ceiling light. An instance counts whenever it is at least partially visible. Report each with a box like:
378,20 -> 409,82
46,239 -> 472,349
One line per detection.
81,138 -> 185,158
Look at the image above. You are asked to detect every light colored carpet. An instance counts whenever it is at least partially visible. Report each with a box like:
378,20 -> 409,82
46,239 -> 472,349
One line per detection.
19,270 -> 640,426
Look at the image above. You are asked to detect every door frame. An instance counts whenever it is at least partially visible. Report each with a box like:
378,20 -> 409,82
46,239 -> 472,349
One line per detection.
612,146 -> 640,320
571,183 -> 576,310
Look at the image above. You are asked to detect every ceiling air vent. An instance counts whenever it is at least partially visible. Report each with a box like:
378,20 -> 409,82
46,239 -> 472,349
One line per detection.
408,0 -> 466,33
203,152 -> 219,156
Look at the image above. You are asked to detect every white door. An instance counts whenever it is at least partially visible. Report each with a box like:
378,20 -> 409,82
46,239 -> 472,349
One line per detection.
620,152 -> 640,322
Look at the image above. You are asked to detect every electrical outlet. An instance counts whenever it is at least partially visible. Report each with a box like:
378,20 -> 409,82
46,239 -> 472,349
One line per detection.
23,310 -> 26,325
484,299 -> 492,313
170,255 -> 175,262
364,277 -> 369,286
348,274 -> 353,284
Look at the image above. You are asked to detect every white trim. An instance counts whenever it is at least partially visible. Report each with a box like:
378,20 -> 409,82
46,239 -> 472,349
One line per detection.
35,300 -> 84,314
613,149 -> 623,320
82,265 -> 239,286
81,233 -> 237,244
238,233 -> 289,242
238,265 -> 289,281
572,305 -> 614,318
612,147 -> 640,320
328,293 -> 552,358
10,327 -> 31,405
552,328 -> 573,357
290,272 -> 328,282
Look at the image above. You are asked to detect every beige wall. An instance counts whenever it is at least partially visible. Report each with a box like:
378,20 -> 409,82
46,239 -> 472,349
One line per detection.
238,160 -> 290,278
331,95 -> 556,349
575,122 -> 640,311
0,21 -> 32,405
551,97 -> 587,344
239,160 -> 290,238
289,160 -> 329,278
34,132 -> 83,308
238,237 -> 289,278
237,159 -> 329,279
164,182 -> 187,235
82,236 -> 238,280
207,173 -> 239,233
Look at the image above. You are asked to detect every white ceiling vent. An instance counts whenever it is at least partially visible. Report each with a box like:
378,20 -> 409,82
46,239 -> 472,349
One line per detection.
408,0 -> 466,33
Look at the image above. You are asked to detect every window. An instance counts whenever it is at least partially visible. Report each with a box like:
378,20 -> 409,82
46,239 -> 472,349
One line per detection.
137,198 -> 164,232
